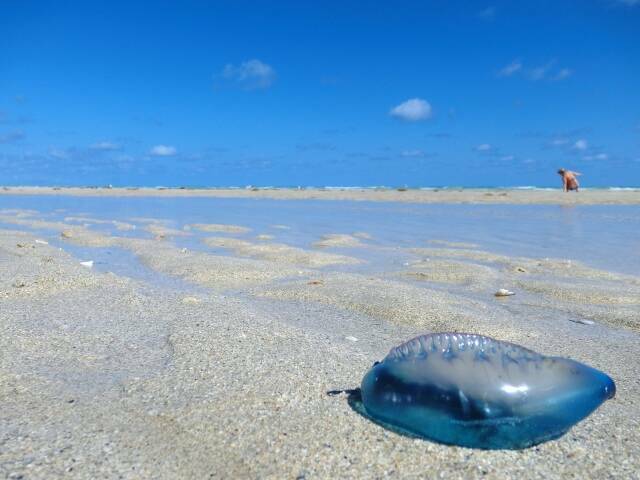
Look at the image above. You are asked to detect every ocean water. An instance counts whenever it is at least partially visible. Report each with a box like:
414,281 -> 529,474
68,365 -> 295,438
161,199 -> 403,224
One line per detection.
0,195 -> 638,277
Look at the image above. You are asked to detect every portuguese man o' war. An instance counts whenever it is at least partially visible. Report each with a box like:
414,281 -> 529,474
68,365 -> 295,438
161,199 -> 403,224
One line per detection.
360,333 -> 615,449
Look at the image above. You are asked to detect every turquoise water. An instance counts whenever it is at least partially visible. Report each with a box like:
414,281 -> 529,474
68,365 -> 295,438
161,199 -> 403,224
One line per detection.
0,195 -> 638,276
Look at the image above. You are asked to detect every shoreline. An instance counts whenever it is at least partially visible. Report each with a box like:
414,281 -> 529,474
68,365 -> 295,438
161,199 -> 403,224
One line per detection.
1,186 -> 640,204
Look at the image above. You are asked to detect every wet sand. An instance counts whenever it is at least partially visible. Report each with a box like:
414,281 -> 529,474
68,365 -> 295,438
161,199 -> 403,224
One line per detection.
1,186 -> 640,204
1,203 -> 639,479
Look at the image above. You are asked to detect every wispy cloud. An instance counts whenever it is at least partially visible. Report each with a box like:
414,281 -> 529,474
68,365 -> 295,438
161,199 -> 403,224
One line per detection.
546,131 -> 601,156
528,61 -> 556,81
583,153 -> 609,160
573,139 -> 588,151
0,130 -> 25,144
389,98 -> 432,122
90,141 -> 122,151
0,113 -> 34,126
478,6 -> 496,20
149,145 -> 177,156
498,60 -> 522,77
220,59 -> 276,90
499,59 -> 572,81
473,144 -> 517,161
320,75 -> 340,86
400,149 -> 428,158
296,142 -> 336,152
48,147 -> 70,160
426,132 -> 452,139
554,68 -> 573,81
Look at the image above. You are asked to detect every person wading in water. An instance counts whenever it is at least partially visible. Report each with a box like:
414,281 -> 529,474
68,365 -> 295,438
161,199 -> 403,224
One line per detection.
557,168 -> 582,192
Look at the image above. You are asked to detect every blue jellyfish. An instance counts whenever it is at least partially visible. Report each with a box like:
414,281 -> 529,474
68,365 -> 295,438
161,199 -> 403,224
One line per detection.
360,333 -> 615,449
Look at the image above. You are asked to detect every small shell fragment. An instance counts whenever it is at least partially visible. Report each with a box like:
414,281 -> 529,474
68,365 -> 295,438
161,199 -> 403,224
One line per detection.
570,318 -> 595,326
182,296 -> 201,304
494,288 -> 515,297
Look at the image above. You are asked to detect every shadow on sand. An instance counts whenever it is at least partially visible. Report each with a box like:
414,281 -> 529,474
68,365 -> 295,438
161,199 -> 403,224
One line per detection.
326,388 -> 422,440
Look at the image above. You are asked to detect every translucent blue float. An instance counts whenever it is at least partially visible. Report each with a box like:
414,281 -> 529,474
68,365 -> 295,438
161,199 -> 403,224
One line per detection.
360,333 -> 615,449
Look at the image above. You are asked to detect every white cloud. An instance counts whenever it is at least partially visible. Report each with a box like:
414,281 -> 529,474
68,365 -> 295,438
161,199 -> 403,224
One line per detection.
149,145 -> 177,156
550,137 -> 570,146
573,139 -> 588,151
221,59 -> 276,90
500,155 -> 515,161
90,141 -> 121,151
498,60 -> 522,77
389,98 -> 432,122
475,143 -> 492,152
401,149 -> 427,158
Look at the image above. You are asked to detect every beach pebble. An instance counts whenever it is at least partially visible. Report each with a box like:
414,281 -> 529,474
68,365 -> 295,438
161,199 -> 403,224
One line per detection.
12,280 -> 26,288
80,260 -> 94,268
345,336 -> 358,342
60,231 -> 73,238
35,239 -> 49,245
494,288 -> 515,297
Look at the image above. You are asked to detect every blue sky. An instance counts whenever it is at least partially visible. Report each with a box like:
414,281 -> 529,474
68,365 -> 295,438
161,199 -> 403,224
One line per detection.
1,1 -> 639,187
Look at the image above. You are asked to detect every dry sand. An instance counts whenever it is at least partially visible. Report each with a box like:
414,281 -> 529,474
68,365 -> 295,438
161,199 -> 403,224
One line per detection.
1,186 -> 640,204
1,208 -> 640,479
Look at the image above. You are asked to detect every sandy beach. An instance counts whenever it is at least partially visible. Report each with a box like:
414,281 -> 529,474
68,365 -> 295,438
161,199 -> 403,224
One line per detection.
6,0 -> 640,476
1,186 -> 640,205
1,197 -> 639,479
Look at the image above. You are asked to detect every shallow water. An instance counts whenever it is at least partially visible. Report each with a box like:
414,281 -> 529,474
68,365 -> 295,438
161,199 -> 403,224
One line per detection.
0,195 -> 638,276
